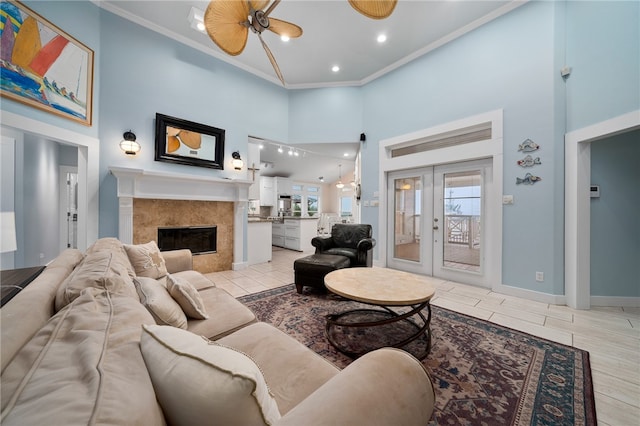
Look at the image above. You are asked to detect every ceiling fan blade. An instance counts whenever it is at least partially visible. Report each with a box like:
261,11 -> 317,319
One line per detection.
258,32 -> 285,85
204,0 -> 250,56
250,0 -> 271,12
348,0 -> 397,19
268,18 -> 303,39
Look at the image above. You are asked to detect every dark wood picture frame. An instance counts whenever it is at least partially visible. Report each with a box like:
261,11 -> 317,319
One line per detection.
155,113 -> 225,170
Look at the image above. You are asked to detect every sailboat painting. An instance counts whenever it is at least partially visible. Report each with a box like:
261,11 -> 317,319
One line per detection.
0,1 -> 93,125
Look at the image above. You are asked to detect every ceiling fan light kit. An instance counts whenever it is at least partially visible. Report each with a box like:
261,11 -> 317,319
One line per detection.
204,0 -> 396,85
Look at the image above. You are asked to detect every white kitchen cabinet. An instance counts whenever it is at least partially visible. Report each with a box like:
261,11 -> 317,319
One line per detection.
272,222 -> 284,247
275,177 -> 292,196
260,176 -> 274,206
248,178 -> 260,200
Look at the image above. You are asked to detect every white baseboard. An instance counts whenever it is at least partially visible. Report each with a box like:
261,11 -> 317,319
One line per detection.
492,283 -> 567,306
591,296 -> 640,307
233,261 -> 248,271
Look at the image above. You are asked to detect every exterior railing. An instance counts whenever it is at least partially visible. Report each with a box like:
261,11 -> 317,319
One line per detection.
445,215 -> 480,248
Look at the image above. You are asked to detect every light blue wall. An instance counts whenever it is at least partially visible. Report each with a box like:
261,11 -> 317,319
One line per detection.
2,1 -> 638,298
590,130 -> 640,297
288,87 -> 363,143
565,1 -> 640,131
97,10 -> 289,237
360,1 -> 564,293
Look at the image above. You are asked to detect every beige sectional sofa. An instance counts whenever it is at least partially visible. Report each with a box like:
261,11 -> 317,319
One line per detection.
0,238 -> 435,425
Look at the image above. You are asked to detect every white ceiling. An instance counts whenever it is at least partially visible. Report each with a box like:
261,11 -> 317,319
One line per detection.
98,0 -> 522,183
99,0 -> 521,88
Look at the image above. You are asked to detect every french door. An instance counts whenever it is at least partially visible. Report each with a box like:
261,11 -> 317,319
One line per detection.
386,159 -> 492,287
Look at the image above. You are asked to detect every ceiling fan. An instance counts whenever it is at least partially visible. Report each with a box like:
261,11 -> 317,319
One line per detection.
204,0 -> 397,85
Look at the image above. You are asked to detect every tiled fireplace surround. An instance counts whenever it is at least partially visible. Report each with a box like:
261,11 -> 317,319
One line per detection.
110,167 -> 252,273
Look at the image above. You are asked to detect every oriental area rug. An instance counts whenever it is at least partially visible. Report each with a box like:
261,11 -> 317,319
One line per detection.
238,284 -> 597,425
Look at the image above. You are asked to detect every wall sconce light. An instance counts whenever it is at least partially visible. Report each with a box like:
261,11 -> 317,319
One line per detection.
119,130 -> 140,156
231,151 -> 243,170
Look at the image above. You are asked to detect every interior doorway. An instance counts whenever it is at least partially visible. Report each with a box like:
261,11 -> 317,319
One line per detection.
386,159 -> 492,287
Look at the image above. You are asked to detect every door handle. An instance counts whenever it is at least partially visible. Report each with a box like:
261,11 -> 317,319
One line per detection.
433,225 -> 439,230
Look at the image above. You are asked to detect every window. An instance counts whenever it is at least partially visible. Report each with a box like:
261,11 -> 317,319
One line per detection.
307,195 -> 318,217
340,196 -> 352,217
292,194 -> 302,216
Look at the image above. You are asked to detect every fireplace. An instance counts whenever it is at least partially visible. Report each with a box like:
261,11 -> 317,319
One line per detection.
158,226 -> 217,255
110,167 -> 252,273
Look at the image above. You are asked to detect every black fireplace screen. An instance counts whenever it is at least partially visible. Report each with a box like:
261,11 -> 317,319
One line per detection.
157,226 -> 217,255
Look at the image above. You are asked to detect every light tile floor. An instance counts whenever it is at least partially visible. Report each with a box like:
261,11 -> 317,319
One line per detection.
205,247 -> 640,426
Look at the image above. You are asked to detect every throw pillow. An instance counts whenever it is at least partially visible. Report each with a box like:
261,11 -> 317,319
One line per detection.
134,277 -> 188,329
166,273 -> 209,319
140,324 -> 281,426
124,241 -> 168,279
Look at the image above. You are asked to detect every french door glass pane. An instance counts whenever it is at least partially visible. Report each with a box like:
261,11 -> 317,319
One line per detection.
442,171 -> 481,272
393,177 -> 421,262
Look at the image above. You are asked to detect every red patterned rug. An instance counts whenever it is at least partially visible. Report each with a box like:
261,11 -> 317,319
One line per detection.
238,284 -> 597,425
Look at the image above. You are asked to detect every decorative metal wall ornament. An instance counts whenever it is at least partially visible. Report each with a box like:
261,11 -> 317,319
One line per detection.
518,138 -> 540,152
517,155 -> 542,167
516,173 -> 542,185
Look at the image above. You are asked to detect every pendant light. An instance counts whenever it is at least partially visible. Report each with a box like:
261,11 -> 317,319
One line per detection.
336,164 -> 344,189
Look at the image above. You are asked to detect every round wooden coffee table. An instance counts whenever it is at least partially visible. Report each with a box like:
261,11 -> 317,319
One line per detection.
324,267 -> 435,359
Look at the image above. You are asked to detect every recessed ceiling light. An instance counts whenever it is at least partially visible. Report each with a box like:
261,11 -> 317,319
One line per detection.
331,65 -> 340,73
377,34 -> 387,43
281,35 -> 290,42
343,152 -> 349,157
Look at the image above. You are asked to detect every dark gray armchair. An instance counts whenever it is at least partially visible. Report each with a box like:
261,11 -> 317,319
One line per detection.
311,223 -> 376,267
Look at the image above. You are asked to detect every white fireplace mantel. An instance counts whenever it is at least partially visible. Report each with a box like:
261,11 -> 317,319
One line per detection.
110,166 -> 252,270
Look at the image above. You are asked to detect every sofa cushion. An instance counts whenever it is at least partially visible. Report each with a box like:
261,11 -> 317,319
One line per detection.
86,237 -> 136,278
54,250 -> 138,312
166,273 -> 209,319
140,324 -> 281,426
134,276 -> 188,329
1,249 -> 84,374
124,240 -> 168,279
0,277 -> 164,426
171,269 -> 216,291
218,322 -> 340,415
186,287 -> 257,340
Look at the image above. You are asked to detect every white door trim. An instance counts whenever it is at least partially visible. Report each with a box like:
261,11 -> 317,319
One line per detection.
564,110 -> 640,309
379,109 -> 503,289
1,111 -> 99,251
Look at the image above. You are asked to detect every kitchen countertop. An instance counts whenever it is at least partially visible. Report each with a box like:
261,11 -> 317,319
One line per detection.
248,218 -> 273,223
249,216 -> 319,223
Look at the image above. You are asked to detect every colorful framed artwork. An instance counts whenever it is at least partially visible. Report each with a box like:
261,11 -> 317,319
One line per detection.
155,113 -> 226,170
0,1 -> 94,126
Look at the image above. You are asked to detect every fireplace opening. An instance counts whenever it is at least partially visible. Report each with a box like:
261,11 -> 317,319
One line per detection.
157,226 -> 217,255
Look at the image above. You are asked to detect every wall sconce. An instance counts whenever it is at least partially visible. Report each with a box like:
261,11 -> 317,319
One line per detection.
231,151 -> 244,170
119,130 -> 140,156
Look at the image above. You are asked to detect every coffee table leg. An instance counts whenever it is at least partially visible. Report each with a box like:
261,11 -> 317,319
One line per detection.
325,301 -> 432,359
